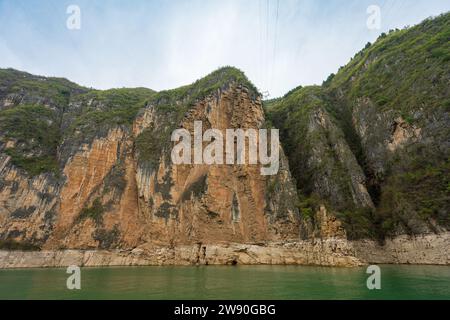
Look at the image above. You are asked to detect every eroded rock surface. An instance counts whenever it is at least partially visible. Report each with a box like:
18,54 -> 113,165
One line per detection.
1,12 -> 449,270
0,68 -> 304,260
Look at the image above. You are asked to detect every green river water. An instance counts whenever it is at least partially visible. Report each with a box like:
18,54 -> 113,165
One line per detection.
0,265 -> 449,300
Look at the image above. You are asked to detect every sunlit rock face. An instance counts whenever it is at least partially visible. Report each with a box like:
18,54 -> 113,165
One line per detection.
1,12 -> 449,266
0,68 -> 302,252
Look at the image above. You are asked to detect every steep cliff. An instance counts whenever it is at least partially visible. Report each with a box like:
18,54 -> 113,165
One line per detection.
0,67 -> 302,252
0,13 -> 449,266
266,12 -> 450,241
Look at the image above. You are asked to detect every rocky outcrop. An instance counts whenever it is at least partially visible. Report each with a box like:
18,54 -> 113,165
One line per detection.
2,231 -> 448,268
0,158 -> 60,246
266,13 -> 449,242
0,68 -> 303,258
0,239 -> 363,268
353,232 -> 450,265
304,106 -> 374,210
1,13 -> 449,267
132,85 -> 301,246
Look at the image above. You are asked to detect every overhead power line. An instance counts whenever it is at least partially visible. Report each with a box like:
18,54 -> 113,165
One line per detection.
271,0 -> 280,92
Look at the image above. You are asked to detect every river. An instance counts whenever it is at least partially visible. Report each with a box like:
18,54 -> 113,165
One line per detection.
0,265 -> 449,299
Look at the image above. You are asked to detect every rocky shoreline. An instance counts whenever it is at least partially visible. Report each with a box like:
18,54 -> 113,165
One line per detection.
352,232 -> 450,265
1,232 -> 448,269
0,239 -> 362,268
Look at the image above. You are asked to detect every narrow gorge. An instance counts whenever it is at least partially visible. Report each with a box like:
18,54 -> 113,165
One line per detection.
0,13 -> 449,268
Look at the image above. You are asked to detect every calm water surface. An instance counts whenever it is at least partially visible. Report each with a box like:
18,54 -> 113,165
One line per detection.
0,265 -> 449,299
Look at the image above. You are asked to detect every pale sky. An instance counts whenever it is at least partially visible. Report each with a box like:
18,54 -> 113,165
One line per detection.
1,0 -> 449,97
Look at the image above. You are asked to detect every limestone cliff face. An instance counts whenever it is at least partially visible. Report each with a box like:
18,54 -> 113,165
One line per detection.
267,87 -> 377,240
266,13 -> 450,241
132,86 -> 300,246
0,68 -> 301,251
303,106 -> 374,210
0,14 -> 449,266
0,159 -> 59,246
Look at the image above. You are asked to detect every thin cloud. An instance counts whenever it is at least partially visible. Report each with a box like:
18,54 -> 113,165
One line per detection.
0,0 -> 449,97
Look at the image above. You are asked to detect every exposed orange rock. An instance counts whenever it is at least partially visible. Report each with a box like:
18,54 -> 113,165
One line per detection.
0,84 -> 303,255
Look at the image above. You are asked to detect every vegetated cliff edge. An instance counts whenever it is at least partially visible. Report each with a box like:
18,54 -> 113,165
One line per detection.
0,67 -> 361,267
264,12 -> 450,265
1,13 -> 449,268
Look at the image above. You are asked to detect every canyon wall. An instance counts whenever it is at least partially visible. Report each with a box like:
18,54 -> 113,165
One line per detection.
0,13 -> 449,267
0,68 -> 304,257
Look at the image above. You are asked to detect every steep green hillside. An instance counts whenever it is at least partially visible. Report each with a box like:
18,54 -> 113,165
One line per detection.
266,12 -> 450,239
0,104 -> 61,176
0,69 -> 88,176
0,68 -> 87,107
61,87 -> 156,153
1,10 -> 448,242
0,68 -> 157,175
329,12 -> 450,114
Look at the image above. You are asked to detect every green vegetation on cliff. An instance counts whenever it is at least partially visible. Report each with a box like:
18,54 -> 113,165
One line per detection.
69,87 -> 156,128
0,104 -> 60,176
154,66 -> 258,111
0,66 -> 258,177
329,12 -> 450,116
135,66 -> 259,165
1,11 -> 448,242
0,69 -> 86,176
63,87 -> 156,149
266,12 -> 450,239
0,239 -> 41,251
0,68 -> 86,107
76,198 -> 105,226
